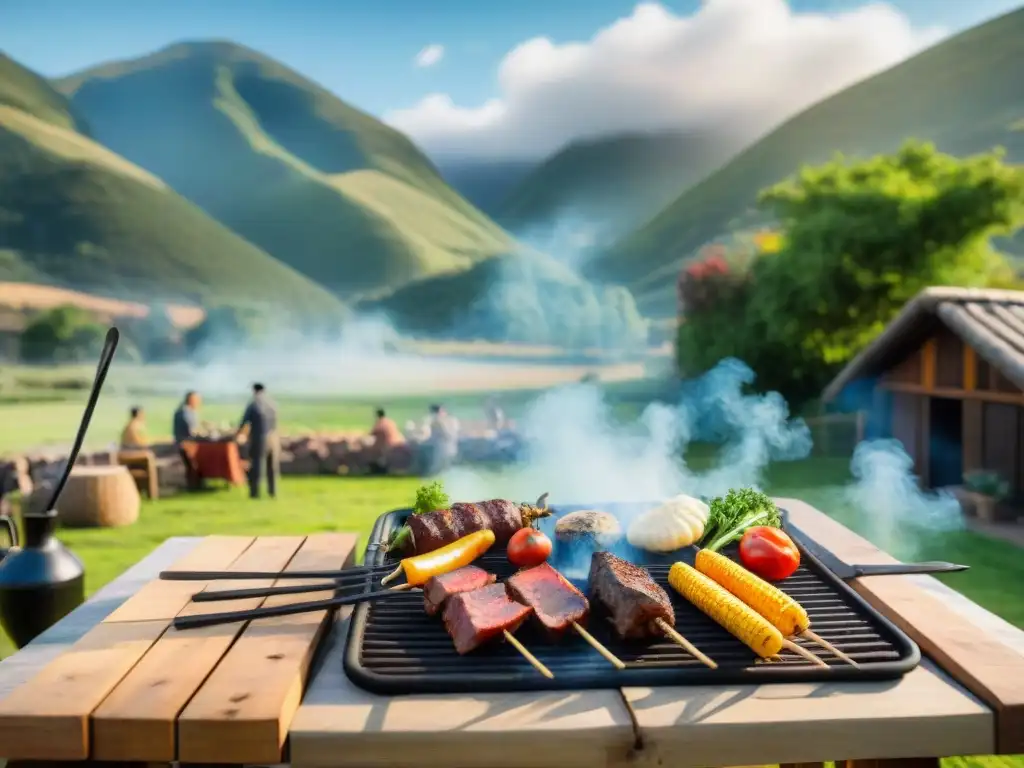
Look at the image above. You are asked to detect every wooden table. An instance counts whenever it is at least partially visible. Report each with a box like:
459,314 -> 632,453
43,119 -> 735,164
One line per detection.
2,499 -> 1024,768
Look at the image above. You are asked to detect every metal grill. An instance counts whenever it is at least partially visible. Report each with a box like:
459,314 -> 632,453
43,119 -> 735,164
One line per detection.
344,507 -> 919,694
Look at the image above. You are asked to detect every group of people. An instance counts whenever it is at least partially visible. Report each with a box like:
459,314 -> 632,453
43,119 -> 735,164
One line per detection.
119,383 -> 280,499
367,403 -> 460,476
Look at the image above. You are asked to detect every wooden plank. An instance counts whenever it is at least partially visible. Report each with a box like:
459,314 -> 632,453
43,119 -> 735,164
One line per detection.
0,538 -> 201,702
288,618 -> 637,768
103,535 -> 255,623
177,533 -> 359,765
880,381 -> 1024,406
782,497 -> 1024,754
622,664 -> 991,768
0,620 -> 167,760
964,344 -> 977,391
91,535 -> 307,762
922,337 -> 936,389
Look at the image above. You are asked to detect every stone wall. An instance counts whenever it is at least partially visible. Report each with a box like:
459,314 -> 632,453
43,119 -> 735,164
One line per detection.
0,427 -> 523,498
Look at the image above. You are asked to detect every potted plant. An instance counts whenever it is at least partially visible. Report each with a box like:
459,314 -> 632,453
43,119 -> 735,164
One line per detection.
960,470 -> 1010,522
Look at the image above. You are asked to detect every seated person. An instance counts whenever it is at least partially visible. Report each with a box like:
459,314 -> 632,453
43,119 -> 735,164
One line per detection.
120,406 -> 149,449
368,408 -> 406,474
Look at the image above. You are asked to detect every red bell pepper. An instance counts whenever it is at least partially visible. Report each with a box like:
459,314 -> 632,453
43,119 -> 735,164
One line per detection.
738,526 -> 800,581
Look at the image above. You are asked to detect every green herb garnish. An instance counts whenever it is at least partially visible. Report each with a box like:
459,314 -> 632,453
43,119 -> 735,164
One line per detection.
413,481 -> 450,516
700,487 -> 782,553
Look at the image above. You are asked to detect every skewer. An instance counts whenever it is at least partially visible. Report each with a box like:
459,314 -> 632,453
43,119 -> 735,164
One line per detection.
781,639 -> 829,668
503,631 -> 554,679
160,563 -> 392,582
653,618 -> 717,669
801,629 -> 859,667
193,581 -> 414,602
571,622 -> 625,670
173,586 -> 412,630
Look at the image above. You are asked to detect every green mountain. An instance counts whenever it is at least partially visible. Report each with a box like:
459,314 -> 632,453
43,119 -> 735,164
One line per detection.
57,41 -> 516,300
593,7 -> 1024,317
360,250 -> 648,348
0,53 -> 345,315
0,53 -> 88,134
497,131 -> 741,241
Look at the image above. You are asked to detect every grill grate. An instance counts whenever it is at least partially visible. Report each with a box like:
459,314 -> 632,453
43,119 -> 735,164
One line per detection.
344,506 -> 920,694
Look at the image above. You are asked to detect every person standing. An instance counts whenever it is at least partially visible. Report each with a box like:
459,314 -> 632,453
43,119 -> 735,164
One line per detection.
237,383 -> 279,499
173,391 -> 201,490
426,404 -> 459,476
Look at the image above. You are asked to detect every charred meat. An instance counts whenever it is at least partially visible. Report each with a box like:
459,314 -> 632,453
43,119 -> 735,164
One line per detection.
505,563 -> 589,636
423,566 -> 496,616
407,500 -> 533,553
588,552 -> 675,639
442,582 -> 533,655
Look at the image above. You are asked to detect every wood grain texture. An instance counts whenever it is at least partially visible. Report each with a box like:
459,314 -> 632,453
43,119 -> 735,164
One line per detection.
177,533 -> 359,765
781,497 -> 1024,754
622,663 -> 992,768
90,535 -> 306,762
102,535 -> 255,623
0,620 -> 167,760
288,615 -> 638,768
0,538 -> 199,702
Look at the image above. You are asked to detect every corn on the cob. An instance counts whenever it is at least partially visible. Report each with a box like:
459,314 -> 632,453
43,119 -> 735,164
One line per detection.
695,549 -> 809,635
667,562 -> 783,658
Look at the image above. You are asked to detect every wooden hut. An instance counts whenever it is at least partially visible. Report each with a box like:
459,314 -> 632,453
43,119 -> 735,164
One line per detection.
822,287 -> 1024,494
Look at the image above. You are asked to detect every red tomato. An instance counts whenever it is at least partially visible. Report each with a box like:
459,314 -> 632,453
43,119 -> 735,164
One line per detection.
507,528 -> 552,567
738,526 -> 800,581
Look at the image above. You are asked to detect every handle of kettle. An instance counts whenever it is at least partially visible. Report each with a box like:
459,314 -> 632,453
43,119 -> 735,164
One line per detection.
1,512 -> 17,549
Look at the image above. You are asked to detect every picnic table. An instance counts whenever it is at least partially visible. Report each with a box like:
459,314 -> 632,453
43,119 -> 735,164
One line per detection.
182,438 -> 245,486
1,498 -> 1024,768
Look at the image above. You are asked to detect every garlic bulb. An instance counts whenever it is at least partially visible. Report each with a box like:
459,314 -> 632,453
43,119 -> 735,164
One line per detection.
626,494 -> 710,553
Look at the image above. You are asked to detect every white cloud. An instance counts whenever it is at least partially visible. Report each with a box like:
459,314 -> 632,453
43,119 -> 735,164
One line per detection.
386,0 -> 946,159
414,44 -> 445,68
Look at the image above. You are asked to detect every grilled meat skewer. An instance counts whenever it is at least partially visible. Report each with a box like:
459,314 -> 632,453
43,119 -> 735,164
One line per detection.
388,494 -> 552,555
589,552 -> 717,669
505,563 -> 625,669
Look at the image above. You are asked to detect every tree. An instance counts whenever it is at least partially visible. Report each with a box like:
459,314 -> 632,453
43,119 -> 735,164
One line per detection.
680,141 -> 1024,401
19,305 -> 107,363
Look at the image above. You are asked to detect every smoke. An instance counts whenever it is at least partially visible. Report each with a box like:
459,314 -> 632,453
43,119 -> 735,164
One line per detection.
449,252 -> 649,351
510,210 -> 620,270
442,357 -> 812,510
843,439 -> 964,556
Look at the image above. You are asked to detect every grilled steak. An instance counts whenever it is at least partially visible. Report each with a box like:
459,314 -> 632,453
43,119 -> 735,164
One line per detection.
588,552 -> 675,639
442,582 -> 533,655
423,566 -> 496,616
505,563 -> 589,636
408,500 -> 529,552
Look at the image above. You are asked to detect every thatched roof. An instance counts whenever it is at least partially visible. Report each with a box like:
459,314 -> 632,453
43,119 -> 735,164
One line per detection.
822,287 -> 1024,402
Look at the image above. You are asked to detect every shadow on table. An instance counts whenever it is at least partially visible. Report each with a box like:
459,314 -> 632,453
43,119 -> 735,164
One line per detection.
626,676 -> 901,725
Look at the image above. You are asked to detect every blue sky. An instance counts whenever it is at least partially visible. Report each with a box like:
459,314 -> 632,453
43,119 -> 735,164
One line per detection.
1,0 -> 1020,119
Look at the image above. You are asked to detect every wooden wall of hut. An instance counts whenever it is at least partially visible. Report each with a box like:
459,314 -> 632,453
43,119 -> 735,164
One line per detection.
873,323 -> 1024,493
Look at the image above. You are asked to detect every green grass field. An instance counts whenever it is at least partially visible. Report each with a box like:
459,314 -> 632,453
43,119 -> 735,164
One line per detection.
593,6 -> 1024,316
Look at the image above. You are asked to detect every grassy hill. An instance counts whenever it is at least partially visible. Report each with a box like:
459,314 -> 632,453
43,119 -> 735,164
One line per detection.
497,130 -> 743,241
0,53 -> 88,134
593,7 -> 1024,317
0,55 -> 346,316
361,250 -> 648,349
57,41 -> 516,300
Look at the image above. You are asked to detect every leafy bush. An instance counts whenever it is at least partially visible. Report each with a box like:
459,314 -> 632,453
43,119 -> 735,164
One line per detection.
676,141 -> 1024,402
19,305 -> 107,363
964,470 -> 1010,500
